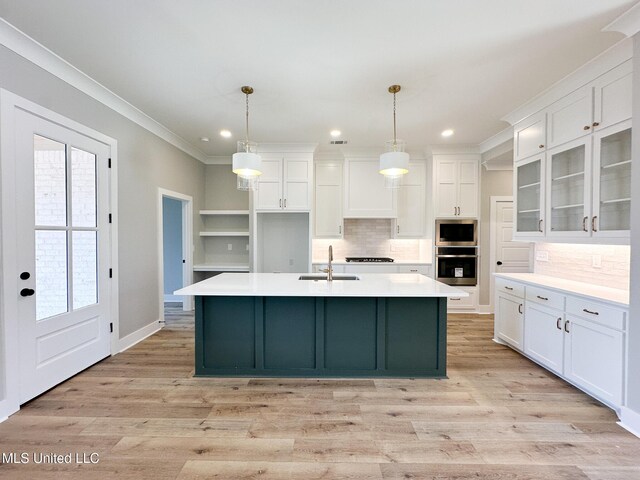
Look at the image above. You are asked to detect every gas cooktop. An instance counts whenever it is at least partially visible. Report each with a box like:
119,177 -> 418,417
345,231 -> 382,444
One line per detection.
345,257 -> 395,263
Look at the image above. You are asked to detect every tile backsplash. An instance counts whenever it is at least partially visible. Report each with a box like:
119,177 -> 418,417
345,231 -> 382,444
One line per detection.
312,219 -> 430,262
534,243 -> 630,290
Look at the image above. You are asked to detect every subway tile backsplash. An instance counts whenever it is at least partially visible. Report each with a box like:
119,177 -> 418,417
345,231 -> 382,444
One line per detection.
312,219 -> 430,262
534,243 -> 630,290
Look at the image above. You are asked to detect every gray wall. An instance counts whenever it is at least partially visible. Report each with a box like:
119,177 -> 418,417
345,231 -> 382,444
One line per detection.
627,34 -> 640,417
162,197 -> 183,296
479,168 -> 514,306
0,45 -> 206,338
205,165 -> 249,209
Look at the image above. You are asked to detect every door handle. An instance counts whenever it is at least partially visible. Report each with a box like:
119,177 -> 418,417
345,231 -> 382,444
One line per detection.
556,317 -> 562,330
592,216 -> 598,232
582,216 -> 588,232
20,288 -> 35,297
454,206 -> 457,216
564,320 -> 570,333
538,219 -> 543,233
518,303 -> 523,314
279,199 -> 282,208
339,225 -> 342,234
397,225 -> 400,234
284,198 -> 287,208
497,261 -> 503,266
20,272 -> 31,280
457,206 -> 461,216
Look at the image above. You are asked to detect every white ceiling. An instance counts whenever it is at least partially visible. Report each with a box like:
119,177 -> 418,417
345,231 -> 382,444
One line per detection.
0,0 -> 635,157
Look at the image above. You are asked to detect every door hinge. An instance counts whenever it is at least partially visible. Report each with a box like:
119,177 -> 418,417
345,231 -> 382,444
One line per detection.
109,268 -> 113,278
110,322 -> 113,333
108,213 -> 112,223
108,158 -> 112,168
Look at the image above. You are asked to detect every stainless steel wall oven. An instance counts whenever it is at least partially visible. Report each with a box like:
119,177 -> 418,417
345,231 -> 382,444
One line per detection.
435,219 -> 478,286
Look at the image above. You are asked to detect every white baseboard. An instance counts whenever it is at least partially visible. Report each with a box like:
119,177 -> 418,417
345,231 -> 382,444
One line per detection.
117,319 -> 162,353
164,294 -> 182,303
619,406 -> 640,438
477,305 -> 493,314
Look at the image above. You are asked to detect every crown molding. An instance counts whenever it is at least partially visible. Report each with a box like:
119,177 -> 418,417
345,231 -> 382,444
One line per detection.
203,155 -> 232,165
427,144 -> 481,156
0,18 -> 208,163
479,126 -> 513,153
501,38 -> 633,126
604,2 -> 640,37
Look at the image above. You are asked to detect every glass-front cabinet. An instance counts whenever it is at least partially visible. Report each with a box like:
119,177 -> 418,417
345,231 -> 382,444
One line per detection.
514,155 -> 544,237
592,120 -> 632,238
546,138 -> 591,238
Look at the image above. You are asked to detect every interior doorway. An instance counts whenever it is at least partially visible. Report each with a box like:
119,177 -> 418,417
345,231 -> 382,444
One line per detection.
158,189 -> 193,321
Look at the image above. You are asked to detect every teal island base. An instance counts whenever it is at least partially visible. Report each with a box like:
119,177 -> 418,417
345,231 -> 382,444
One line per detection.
195,296 -> 447,378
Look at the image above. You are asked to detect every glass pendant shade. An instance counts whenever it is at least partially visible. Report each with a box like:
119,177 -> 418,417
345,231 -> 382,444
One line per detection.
380,140 -> 409,189
232,141 -> 262,191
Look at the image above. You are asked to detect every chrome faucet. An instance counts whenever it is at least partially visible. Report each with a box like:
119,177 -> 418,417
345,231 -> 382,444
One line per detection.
322,245 -> 334,281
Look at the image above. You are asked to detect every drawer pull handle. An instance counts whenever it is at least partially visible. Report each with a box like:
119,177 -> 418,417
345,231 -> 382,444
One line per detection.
583,308 -> 599,316
451,297 -> 461,301
536,295 -> 548,301
556,317 -> 562,330
518,303 -> 523,314
505,286 -> 513,290
564,320 -> 570,333
410,269 -> 418,272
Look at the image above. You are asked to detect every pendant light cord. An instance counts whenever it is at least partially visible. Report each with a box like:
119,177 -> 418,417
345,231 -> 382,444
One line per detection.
245,92 -> 250,152
392,91 -> 397,149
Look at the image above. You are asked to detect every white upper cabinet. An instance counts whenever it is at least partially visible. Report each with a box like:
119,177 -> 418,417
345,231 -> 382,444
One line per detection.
593,60 -> 632,131
314,161 -> 343,238
514,110 -> 546,161
547,86 -> 593,148
395,162 -> 426,238
514,154 -> 545,238
343,158 -> 396,218
434,155 -> 479,218
255,155 -> 312,211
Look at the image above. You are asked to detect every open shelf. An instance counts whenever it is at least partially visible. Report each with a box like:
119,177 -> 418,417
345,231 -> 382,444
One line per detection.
193,264 -> 250,272
200,210 -> 250,215
551,203 -> 584,210
552,171 -> 584,182
200,231 -> 249,237
601,197 -> 631,205
601,159 -> 631,170
518,181 -> 540,190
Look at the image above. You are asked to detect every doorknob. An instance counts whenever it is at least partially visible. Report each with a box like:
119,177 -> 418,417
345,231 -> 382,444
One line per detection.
20,288 -> 35,297
496,261 -> 503,266
20,272 -> 31,280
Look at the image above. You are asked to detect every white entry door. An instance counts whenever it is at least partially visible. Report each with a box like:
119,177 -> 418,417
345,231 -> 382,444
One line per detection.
495,200 -> 532,273
15,109 -> 112,403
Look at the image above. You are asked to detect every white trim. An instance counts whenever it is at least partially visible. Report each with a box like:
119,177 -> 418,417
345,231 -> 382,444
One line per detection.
477,305 -> 493,314
158,188 -> 194,321
619,406 -> 640,439
604,3 -> 640,38
117,320 -> 162,353
426,145 -> 481,155
502,39 -> 633,126
0,18 -> 207,163
0,89 -> 118,420
479,126 -> 514,153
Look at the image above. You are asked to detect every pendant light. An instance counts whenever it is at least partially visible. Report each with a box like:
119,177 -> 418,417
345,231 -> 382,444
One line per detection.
379,84 -> 409,189
232,86 -> 262,191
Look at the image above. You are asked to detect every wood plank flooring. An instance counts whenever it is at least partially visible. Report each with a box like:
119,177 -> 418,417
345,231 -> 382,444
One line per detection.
1,309 -> 639,479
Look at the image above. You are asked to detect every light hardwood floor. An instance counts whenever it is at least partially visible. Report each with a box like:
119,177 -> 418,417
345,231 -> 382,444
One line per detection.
1,310 -> 639,479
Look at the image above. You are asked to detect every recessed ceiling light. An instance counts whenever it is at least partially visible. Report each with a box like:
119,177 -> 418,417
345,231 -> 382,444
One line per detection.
330,129 -> 341,138
200,137 -> 210,142
441,129 -> 454,137
219,129 -> 232,138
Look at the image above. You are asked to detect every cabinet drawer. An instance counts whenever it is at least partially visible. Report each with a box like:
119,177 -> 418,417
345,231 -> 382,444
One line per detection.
397,265 -> 431,276
495,278 -> 525,298
566,296 -> 626,331
448,290 -> 475,308
526,286 -> 565,311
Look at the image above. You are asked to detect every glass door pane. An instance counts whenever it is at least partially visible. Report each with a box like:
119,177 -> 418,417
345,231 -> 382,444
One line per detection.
516,159 -> 542,232
34,135 -> 66,226
71,147 -> 97,227
598,128 -> 631,232
550,144 -> 586,233
35,230 -> 68,320
72,231 -> 98,309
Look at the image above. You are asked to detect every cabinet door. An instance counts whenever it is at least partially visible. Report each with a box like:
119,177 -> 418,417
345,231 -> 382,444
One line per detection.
592,120 -> 631,238
434,158 -> 458,217
514,111 -> 546,160
396,162 -> 426,237
546,138 -> 592,238
457,160 -> 478,218
255,158 -> 283,210
344,159 -> 396,218
314,162 -> 343,238
514,155 -> 545,237
495,292 -> 524,351
547,86 -> 594,148
593,61 -> 632,131
524,303 -> 564,375
564,315 -> 623,407
283,158 -> 310,211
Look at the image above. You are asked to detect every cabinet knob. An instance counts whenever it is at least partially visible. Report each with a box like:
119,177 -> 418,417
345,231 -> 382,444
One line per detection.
592,121 -> 600,127
538,144 -> 544,149
583,125 -> 591,130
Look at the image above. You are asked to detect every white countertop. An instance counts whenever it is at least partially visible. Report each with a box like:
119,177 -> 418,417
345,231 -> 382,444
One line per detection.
494,273 -> 629,307
312,260 -> 432,265
175,273 -> 467,298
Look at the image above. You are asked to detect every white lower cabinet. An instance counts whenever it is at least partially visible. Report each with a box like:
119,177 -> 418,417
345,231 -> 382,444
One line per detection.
494,275 -> 627,411
524,303 -> 564,375
447,286 -> 477,310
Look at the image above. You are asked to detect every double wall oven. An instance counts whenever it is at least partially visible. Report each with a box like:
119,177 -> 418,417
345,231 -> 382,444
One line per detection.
435,219 -> 478,286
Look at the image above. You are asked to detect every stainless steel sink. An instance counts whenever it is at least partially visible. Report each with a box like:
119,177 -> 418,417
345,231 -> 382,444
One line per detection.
298,274 -> 360,281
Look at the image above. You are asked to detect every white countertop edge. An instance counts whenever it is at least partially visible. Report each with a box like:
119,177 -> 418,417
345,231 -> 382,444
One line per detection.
176,272 -> 466,298
494,273 -> 629,307
312,261 -> 432,265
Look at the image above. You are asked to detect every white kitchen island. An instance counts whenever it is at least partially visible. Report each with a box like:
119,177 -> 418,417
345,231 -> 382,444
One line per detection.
176,273 -> 467,378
